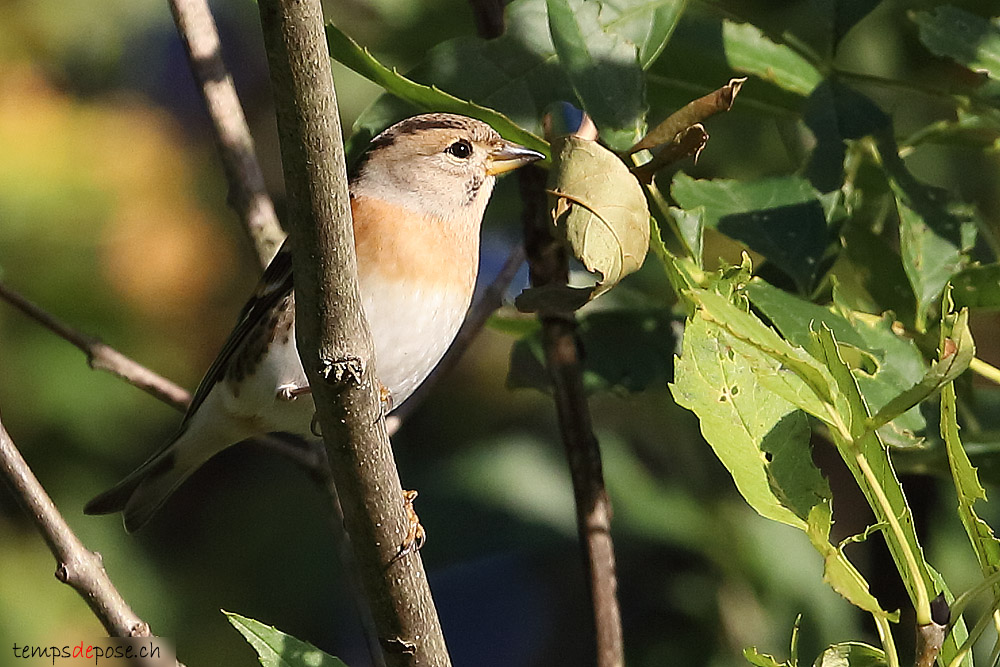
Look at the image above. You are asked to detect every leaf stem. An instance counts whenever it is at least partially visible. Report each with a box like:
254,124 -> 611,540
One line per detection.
853,450 -> 932,625
971,357 -> 1000,386
874,613 -> 900,667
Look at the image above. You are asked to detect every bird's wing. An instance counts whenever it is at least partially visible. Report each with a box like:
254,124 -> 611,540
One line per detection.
181,240 -> 294,424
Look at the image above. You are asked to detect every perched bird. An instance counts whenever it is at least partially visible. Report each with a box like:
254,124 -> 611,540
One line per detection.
85,113 -> 544,531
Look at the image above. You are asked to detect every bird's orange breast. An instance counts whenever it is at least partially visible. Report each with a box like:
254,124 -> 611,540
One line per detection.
351,195 -> 479,293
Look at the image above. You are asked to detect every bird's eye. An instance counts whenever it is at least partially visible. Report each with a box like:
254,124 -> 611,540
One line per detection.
446,139 -> 473,159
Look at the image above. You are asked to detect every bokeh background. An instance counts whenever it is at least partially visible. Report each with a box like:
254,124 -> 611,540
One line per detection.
2,0 -> 1000,665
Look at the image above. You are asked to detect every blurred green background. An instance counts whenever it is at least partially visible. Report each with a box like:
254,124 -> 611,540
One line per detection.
2,0 -> 1000,665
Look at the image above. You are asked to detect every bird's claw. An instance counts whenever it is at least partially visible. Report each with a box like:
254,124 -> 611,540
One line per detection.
277,383 -> 311,401
393,489 -> 425,561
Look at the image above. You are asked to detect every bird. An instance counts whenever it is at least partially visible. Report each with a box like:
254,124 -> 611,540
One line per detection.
85,113 -> 544,532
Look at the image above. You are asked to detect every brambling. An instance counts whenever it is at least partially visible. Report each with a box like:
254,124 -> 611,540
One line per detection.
85,113 -> 544,531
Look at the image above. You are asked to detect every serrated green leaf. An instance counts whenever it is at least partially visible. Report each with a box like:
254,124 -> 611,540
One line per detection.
548,136 -> 650,298
670,315 -> 821,529
687,289 -> 844,425
325,22 -> 549,159
546,0 -> 645,149
671,172 -> 830,293
940,291 -> 1000,579
745,280 -> 928,447
812,641 -> 886,667
721,21 -> 824,97
952,262 -> 1000,310
810,325 -> 936,625
806,504 -> 893,618
866,307 -> 974,431
225,611 -> 348,667
913,6 -> 1000,80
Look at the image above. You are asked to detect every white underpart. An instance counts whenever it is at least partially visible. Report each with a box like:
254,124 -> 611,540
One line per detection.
360,272 -> 472,405
210,272 -> 470,440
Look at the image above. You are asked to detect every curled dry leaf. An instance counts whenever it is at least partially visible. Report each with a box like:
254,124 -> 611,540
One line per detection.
632,124 -> 708,184
549,135 -> 650,299
630,77 -> 747,154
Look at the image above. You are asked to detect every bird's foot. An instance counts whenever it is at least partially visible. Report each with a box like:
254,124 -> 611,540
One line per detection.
393,490 -> 425,561
277,383 -> 311,401
378,382 -> 394,416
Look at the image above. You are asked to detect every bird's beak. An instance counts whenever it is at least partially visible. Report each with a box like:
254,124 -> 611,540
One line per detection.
486,141 -> 546,175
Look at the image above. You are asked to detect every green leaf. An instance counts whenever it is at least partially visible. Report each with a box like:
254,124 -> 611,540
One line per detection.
545,0 -> 646,149
671,173 -> 830,293
810,325 -> 936,625
744,646 -> 793,667
670,314 -> 824,529
913,6 -> 1000,81
548,136 -> 650,298
951,263 -> 1000,310
225,611 -> 349,667
826,0 -> 883,46
325,21 -> 549,158
745,280 -> 929,446
508,309 -> 678,393
599,0 -> 688,69
806,504 -> 893,618
939,292 -> 1000,577
721,21 -> 824,97
812,641 -> 886,667
878,139 -> 978,331
833,221 -> 916,327
802,82 -> 891,192
866,307 -> 974,432
687,289 -> 844,424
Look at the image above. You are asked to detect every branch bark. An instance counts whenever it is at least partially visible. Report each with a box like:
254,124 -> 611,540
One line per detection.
256,1 -> 451,665
0,414 -> 184,666
168,0 -> 285,266
0,281 -> 190,411
520,164 -> 625,667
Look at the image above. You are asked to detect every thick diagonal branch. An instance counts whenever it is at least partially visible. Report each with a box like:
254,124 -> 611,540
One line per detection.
255,1 -> 451,665
520,164 -> 624,667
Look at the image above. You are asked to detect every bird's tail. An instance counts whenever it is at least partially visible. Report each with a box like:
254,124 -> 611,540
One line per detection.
85,415 -> 243,532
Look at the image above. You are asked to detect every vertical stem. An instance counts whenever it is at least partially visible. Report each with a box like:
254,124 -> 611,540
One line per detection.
520,165 -> 625,667
255,0 -> 450,664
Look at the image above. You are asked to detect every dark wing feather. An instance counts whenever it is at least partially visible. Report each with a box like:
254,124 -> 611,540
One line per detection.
181,240 -> 294,424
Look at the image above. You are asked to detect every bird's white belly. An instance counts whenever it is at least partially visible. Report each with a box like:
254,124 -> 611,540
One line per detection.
216,275 -> 470,436
361,275 -> 471,406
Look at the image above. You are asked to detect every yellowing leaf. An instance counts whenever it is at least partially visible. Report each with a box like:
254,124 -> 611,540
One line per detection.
548,136 -> 650,299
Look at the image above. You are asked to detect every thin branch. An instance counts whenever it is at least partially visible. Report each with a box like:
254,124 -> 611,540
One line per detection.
167,0 -> 285,266
467,0 -> 506,39
0,281 -> 190,411
520,164 -> 624,667
386,244 -> 525,434
0,414 -> 184,666
256,1 -> 451,665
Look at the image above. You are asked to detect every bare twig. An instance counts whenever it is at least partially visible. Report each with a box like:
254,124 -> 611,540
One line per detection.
520,164 -> 624,667
467,0 -> 506,39
0,414 -> 184,666
167,0 -> 285,266
0,281 -> 190,411
256,0 -> 451,665
386,244 -> 525,433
